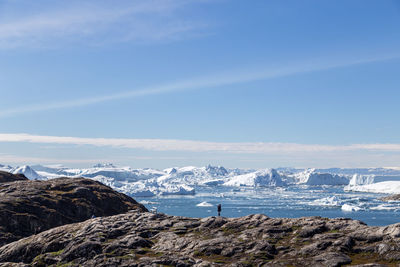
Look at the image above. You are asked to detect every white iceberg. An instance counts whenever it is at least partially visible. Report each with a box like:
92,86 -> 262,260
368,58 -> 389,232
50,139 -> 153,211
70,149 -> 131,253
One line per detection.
341,204 -> 361,212
223,169 -> 286,187
159,184 -> 195,196
370,204 -> 399,211
196,201 -> 213,207
158,165 -> 231,186
312,196 -> 341,207
345,181 -> 400,194
12,165 -> 42,180
347,174 -> 375,187
295,169 -> 348,185
0,164 -> 13,173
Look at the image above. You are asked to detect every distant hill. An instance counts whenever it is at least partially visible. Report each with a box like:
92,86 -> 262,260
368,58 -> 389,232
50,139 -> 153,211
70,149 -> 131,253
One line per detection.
0,171 -> 28,183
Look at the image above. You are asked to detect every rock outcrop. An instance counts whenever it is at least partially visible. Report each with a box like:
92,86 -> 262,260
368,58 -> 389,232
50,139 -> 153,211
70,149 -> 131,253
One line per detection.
1,211 -> 400,266
0,177 -> 147,247
0,171 -> 28,183
381,194 -> 400,201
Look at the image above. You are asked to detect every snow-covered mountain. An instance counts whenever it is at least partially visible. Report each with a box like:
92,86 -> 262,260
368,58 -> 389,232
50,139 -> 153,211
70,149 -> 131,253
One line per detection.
3,163 -> 400,196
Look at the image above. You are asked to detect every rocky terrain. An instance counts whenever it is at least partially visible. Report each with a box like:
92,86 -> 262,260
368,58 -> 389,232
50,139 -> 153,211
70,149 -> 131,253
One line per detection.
381,194 -> 400,202
0,171 -> 28,183
0,177 -> 147,246
1,210 -> 400,266
1,176 -> 400,266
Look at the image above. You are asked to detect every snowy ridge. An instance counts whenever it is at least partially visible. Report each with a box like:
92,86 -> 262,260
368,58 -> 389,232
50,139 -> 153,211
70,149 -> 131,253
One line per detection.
1,163 -> 400,196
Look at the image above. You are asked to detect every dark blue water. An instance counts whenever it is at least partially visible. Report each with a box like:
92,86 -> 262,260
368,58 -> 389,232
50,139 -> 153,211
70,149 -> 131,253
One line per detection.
136,185 -> 400,226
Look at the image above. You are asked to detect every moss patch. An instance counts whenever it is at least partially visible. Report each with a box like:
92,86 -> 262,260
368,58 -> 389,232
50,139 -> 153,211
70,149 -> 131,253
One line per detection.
346,252 -> 400,266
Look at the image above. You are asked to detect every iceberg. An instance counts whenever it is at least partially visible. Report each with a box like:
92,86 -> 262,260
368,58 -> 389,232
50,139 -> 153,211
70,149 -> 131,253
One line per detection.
79,166 -> 164,181
370,204 -> 399,211
294,169 -> 348,185
0,164 -> 13,173
12,165 -> 42,180
312,196 -> 341,207
347,174 -> 375,187
223,169 -> 286,187
159,184 -> 195,196
5,163 -> 400,199
158,165 -> 232,186
341,204 -> 361,212
345,181 -> 400,194
196,201 -> 213,207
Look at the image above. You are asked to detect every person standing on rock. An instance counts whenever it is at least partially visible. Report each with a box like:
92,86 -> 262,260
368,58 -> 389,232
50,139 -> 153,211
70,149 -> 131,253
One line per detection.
217,204 -> 222,216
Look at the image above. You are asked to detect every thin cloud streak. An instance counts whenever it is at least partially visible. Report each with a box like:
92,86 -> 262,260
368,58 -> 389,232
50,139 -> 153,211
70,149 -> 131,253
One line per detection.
0,154 -> 106,165
1,133 -> 400,153
0,0 -> 205,48
0,53 -> 399,118
0,153 -> 186,165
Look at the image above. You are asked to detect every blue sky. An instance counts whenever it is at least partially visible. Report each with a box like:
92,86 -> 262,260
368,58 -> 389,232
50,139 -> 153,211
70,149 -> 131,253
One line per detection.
0,0 -> 400,169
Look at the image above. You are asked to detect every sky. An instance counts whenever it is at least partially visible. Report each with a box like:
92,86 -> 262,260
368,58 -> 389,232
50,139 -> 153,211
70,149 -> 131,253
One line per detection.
0,0 -> 400,169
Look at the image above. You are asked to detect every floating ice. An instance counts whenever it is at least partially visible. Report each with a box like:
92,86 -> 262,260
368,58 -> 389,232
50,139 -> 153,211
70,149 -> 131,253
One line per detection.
139,200 -> 159,205
345,181 -> 400,194
312,196 -> 341,207
159,184 -> 195,196
370,204 -> 399,211
341,204 -> 361,212
196,201 -> 213,207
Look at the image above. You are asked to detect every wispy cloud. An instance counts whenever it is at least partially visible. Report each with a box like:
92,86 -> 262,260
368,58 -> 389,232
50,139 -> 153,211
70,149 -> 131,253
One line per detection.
0,52 -> 399,118
0,154 -> 105,165
0,153 -> 186,165
0,0 -> 207,49
1,133 -> 400,154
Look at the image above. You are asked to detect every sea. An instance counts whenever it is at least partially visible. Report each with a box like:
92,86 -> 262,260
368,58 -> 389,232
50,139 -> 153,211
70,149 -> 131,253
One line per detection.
136,185 -> 400,226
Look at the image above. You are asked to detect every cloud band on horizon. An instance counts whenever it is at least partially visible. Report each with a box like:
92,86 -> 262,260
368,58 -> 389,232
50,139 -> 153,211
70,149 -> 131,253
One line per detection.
1,133 -> 400,154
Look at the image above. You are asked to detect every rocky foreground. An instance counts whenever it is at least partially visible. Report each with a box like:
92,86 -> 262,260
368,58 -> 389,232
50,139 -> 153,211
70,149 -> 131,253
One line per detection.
0,176 -> 146,246
1,210 -> 400,266
1,175 -> 400,266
